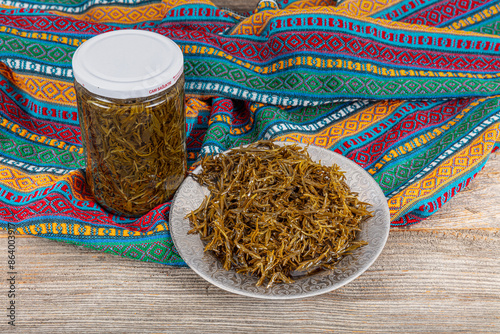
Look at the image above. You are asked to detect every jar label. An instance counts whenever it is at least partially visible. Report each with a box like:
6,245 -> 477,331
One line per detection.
148,66 -> 184,95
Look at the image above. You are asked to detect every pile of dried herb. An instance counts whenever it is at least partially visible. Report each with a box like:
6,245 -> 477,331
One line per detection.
187,141 -> 372,288
76,75 -> 186,216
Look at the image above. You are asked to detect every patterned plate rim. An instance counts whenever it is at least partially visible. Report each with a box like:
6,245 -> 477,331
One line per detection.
169,141 -> 390,299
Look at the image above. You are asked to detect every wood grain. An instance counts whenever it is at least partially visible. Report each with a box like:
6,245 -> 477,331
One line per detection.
0,229 -> 498,333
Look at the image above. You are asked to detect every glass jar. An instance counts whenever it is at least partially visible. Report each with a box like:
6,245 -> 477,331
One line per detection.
72,30 -> 186,217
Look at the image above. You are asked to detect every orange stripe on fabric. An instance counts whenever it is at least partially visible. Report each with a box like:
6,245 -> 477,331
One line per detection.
285,0 -> 334,10
274,100 -> 402,148
4,220 -> 170,237
367,98 -> 484,175
0,25 -> 85,47
50,3 -> 168,24
0,4 -> 20,9
50,0 -> 215,25
335,0 -> 404,17
229,4 -> 499,37
0,63 -> 75,106
389,123 -> 500,219
0,116 -> 83,153
185,97 -> 211,117
0,166 -> 91,200
447,3 -> 500,30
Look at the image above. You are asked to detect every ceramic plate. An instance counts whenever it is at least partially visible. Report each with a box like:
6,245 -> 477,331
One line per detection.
169,142 -> 390,299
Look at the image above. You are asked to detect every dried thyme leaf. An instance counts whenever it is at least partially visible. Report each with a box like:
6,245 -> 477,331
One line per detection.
187,141 -> 372,288
76,75 -> 186,216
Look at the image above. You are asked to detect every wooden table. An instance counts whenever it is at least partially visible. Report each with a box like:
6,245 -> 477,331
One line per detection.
1,1 -> 500,332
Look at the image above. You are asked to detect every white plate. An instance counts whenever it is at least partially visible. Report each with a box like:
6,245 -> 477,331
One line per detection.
169,142 -> 390,299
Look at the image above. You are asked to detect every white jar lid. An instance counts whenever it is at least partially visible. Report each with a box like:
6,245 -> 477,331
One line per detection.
72,29 -> 184,99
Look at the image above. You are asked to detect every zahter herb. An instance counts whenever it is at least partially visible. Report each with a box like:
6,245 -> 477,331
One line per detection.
76,75 -> 186,217
187,141 -> 372,288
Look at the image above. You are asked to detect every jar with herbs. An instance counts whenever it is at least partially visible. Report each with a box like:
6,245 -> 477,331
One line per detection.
72,30 -> 186,217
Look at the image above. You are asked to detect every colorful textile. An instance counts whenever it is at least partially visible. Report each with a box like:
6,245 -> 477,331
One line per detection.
0,0 -> 498,265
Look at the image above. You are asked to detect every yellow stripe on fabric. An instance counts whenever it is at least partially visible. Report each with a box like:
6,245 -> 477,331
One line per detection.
230,4 -> 500,38
185,97 -> 211,117
183,44 -> 500,78
448,3 -> 500,30
0,4 -> 19,9
208,113 -> 253,135
51,0 -> 214,25
0,25 -> 85,47
367,98 -> 486,175
0,117 -> 83,154
0,63 -> 76,106
50,3 -> 168,24
0,166 -> 89,199
12,221 -> 170,237
333,59 -> 500,79
285,0 -> 334,10
389,123 -> 500,219
219,9 -> 246,21
335,0 -> 404,17
182,44 -> 273,74
274,100 -> 402,148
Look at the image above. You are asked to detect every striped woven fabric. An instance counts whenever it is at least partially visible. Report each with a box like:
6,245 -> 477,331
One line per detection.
0,0 -> 498,265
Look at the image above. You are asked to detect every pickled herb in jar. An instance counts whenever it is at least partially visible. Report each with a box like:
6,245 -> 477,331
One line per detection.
75,77 -> 186,216
72,30 -> 186,217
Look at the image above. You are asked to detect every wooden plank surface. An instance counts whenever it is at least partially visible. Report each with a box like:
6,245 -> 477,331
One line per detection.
0,0 -> 499,332
0,226 -> 498,333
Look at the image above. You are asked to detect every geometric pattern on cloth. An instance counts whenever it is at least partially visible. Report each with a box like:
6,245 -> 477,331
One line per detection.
0,0 -> 498,266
